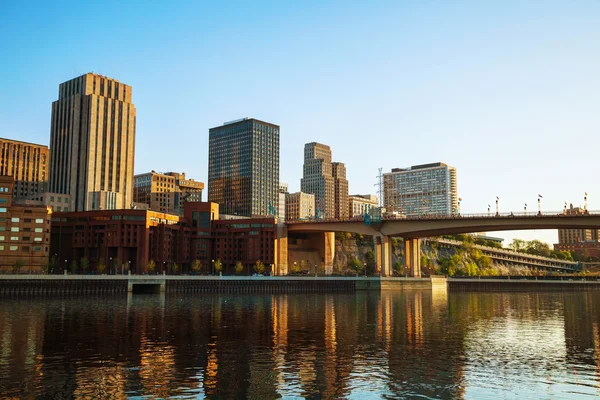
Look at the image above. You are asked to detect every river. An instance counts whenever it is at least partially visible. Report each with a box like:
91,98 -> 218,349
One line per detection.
0,289 -> 599,399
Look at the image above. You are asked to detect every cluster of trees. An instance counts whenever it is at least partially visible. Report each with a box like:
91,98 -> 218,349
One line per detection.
147,259 -> 266,275
507,239 -> 574,261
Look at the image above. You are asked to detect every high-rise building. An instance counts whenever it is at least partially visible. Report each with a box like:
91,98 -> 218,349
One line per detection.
332,162 -> 348,220
0,138 -> 49,200
0,175 -> 52,272
208,118 -> 279,217
278,183 -> 288,221
301,142 -> 348,219
48,73 -> 136,212
383,162 -> 457,217
285,191 -> 315,220
348,194 -> 378,218
134,171 -> 204,214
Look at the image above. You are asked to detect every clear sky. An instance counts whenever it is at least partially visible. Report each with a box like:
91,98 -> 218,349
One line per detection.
1,0 -> 599,246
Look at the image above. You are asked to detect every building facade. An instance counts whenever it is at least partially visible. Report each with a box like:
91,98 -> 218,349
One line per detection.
134,171 -> 204,215
554,204 -> 600,259
348,194 -> 379,218
285,192 -> 315,220
208,118 -> 280,217
48,73 -> 136,212
0,138 -> 49,200
300,142 -> 348,219
51,202 -> 288,275
383,162 -> 458,217
278,183 -> 288,221
0,176 -> 52,272
332,162 -> 349,220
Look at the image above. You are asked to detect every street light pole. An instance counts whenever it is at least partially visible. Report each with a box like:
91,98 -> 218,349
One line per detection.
495,197 -> 499,216
212,259 -> 215,275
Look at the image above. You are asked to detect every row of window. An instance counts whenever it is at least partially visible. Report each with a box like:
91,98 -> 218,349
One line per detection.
0,215 -> 45,223
0,244 -> 43,252
0,235 -> 44,242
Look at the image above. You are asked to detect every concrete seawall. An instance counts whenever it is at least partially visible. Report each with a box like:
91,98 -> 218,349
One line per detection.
0,275 -> 447,296
448,278 -> 600,292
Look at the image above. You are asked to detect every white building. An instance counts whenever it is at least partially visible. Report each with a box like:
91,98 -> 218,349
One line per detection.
383,162 -> 457,217
348,194 -> 379,218
285,192 -> 315,220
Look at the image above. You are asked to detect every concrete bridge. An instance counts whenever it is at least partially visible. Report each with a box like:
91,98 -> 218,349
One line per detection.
285,211 -> 600,277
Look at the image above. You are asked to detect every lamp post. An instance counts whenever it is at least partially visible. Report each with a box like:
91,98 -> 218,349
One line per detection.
487,204 -> 490,216
64,259 -> 67,275
109,257 -> 112,275
128,260 -> 131,275
524,203 -> 527,215
584,192 -> 588,212
457,197 -> 462,216
163,261 -> 166,275
364,262 -> 367,278
564,201 -> 567,214
538,194 -> 542,215
212,259 -> 215,276
495,197 -> 499,216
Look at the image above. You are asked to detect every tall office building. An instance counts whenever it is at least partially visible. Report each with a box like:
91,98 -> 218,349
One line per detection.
0,138 -> 49,200
48,73 -> 136,212
332,162 -> 349,220
134,171 -> 204,214
301,142 -> 348,219
383,162 -> 457,217
208,118 -> 279,217
278,183 -> 288,221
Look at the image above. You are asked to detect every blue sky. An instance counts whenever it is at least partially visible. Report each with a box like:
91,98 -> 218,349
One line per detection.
1,0 -> 599,245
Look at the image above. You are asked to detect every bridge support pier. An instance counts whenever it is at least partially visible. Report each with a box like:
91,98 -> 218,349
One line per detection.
374,235 -> 392,277
404,238 -> 421,277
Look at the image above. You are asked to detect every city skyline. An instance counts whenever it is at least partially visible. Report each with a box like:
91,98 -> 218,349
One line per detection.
2,1 -> 600,245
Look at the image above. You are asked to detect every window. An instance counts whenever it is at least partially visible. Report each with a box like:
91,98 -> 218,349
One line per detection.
11,217 -> 19,223
35,219 -> 43,223
11,227 -> 19,232
9,246 -> 17,251
0,235 -> 3,240
23,236 -> 30,241
58,197 -> 62,203
0,208 -> 6,213
34,237 -> 42,242
33,246 -> 41,251
35,228 -> 42,233
11,236 -> 18,241
0,245 -> 3,250
22,246 -> 29,252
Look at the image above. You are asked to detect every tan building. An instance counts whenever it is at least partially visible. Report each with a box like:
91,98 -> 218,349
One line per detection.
48,73 -> 136,212
0,176 -> 52,272
134,171 -> 204,215
0,138 -> 49,200
300,142 -> 348,220
557,204 -> 598,244
285,191 -> 315,221
332,162 -> 349,220
278,183 -> 288,221
348,194 -> 379,218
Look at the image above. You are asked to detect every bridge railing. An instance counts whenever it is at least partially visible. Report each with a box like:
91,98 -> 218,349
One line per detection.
286,210 -> 600,224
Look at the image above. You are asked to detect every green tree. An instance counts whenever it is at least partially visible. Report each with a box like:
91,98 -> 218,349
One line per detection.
235,261 -> 244,275
290,262 -> 300,274
347,258 -> 364,275
147,259 -> 156,275
191,259 -> 202,274
393,260 -> 405,276
365,250 -> 375,275
466,262 -> 479,276
254,260 -> 266,274
13,258 -> 25,274
69,259 -> 78,274
80,257 -> 89,274
97,258 -> 106,274
508,239 -> 527,252
214,259 -> 223,274
525,240 -> 551,257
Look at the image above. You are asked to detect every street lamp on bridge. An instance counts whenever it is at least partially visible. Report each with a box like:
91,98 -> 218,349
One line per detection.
584,192 -> 588,212
495,196 -> 499,216
538,194 -> 543,215
524,203 -> 527,215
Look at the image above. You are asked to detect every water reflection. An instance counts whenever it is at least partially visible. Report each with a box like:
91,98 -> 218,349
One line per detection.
0,289 -> 600,398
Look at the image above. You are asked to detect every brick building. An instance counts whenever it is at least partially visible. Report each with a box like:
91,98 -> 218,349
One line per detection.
0,138 -> 49,200
0,176 -> 52,272
50,202 -> 287,275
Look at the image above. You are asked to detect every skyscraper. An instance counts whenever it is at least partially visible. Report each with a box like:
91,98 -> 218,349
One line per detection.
0,138 -> 48,200
332,162 -> 349,220
208,118 -> 280,217
383,162 -> 457,217
301,142 -> 348,219
48,73 -> 136,211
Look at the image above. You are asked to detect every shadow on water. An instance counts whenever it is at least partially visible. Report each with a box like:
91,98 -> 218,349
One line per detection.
0,289 -> 599,398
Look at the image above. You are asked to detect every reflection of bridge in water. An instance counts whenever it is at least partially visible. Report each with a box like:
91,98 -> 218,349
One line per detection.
286,211 -> 600,276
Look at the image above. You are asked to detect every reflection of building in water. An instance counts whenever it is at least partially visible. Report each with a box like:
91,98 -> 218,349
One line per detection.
203,338 -> 219,396
379,292 -> 393,353
406,291 -> 424,348
139,334 -> 177,398
73,364 -> 128,398
323,295 -> 338,399
272,295 -> 289,391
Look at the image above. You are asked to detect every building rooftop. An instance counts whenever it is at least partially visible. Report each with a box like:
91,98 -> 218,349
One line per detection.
0,137 -> 48,147
390,162 -> 449,173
